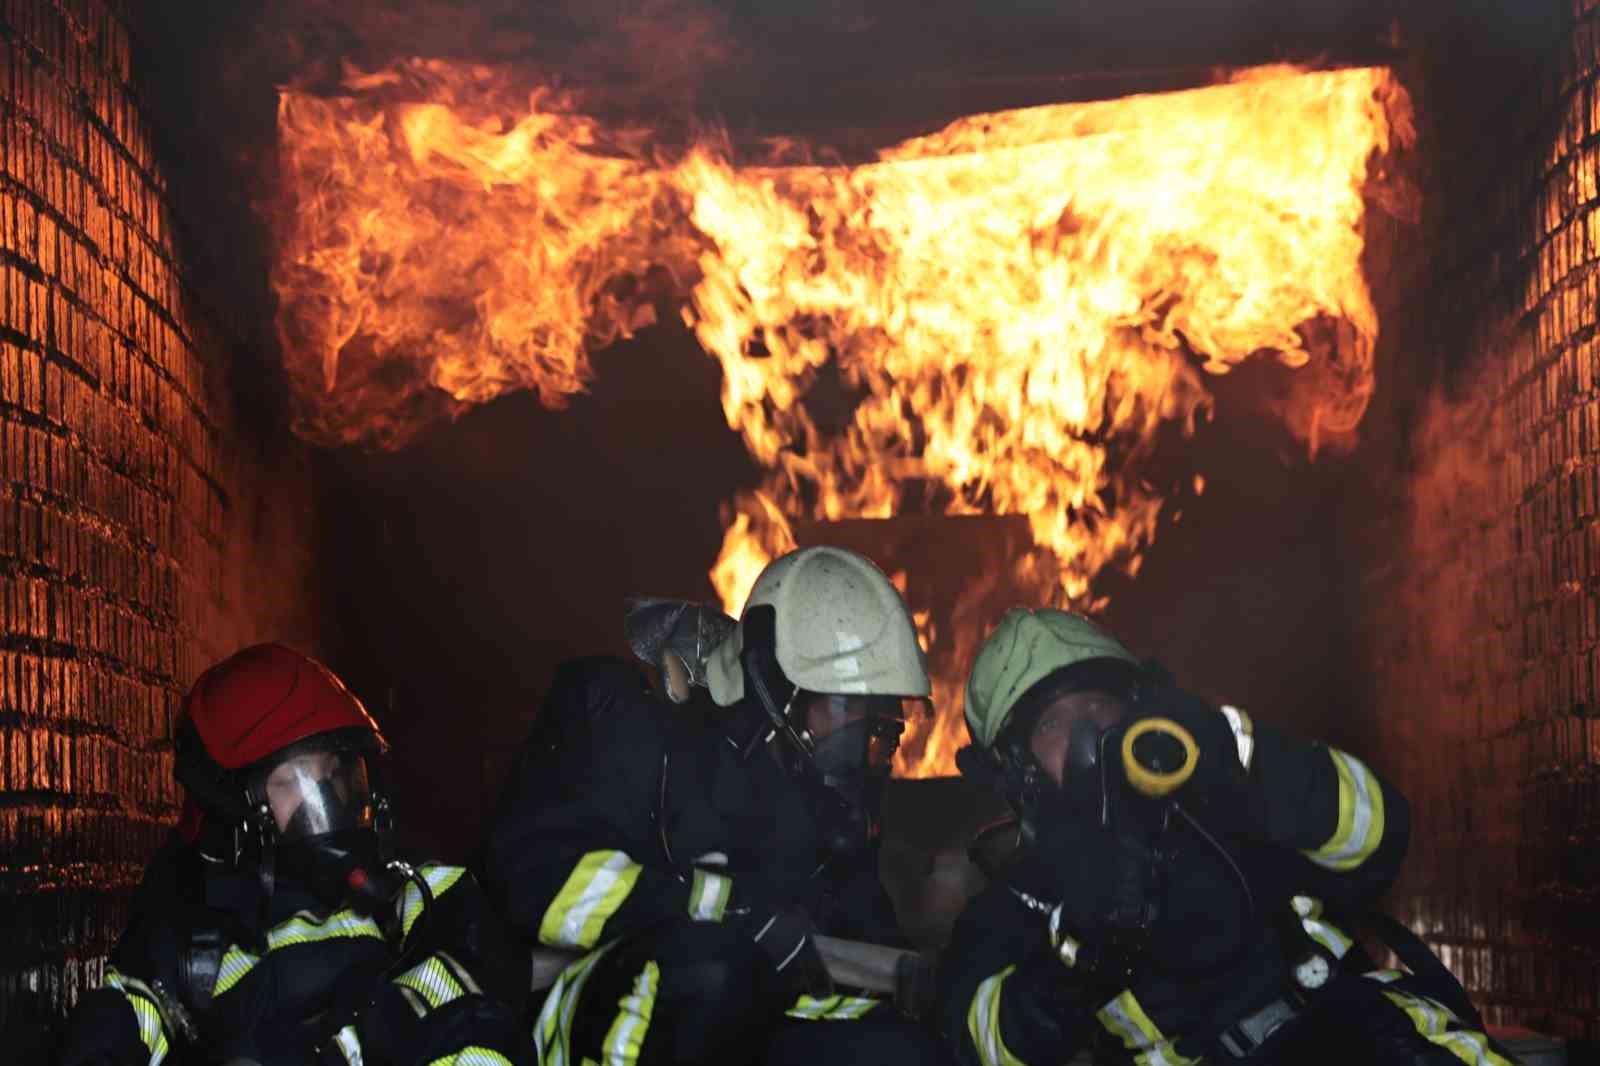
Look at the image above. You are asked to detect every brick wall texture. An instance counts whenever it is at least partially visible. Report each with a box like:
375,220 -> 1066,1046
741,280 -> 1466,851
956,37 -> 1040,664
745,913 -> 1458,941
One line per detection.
0,0 -> 323,1026
1371,1 -> 1600,1042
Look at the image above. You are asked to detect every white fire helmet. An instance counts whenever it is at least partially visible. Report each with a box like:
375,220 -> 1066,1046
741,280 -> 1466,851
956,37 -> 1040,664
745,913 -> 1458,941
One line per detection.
706,545 -> 931,706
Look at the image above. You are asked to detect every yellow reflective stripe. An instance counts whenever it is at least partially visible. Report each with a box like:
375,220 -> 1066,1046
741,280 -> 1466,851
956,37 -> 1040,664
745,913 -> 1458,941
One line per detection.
600,960 -> 660,1065
1380,989 -> 1515,1066
688,868 -> 732,922
1365,969 -> 1405,984
395,955 -> 468,1010
104,971 -> 170,1066
428,1047 -> 515,1065
533,942 -> 616,1066
786,993 -> 881,1021
215,908 -> 385,998
539,852 -> 644,949
1303,749 -> 1386,872
400,864 -> 469,940
1220,705 -> 1255,770
1096,990 -> 1199,1066
965,966 -> 1024,1066
269,908 -> 385,950
214,946 -> 261,997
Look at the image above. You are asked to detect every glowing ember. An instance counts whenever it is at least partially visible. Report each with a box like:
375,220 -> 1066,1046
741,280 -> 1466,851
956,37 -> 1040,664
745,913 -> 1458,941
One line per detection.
272,62 -> 1412,775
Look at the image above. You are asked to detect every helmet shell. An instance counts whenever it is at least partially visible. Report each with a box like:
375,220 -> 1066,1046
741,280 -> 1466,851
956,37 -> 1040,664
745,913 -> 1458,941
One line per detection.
964,608 -> 1138,751
707,546 -> 931,705
179,643 -> 387,770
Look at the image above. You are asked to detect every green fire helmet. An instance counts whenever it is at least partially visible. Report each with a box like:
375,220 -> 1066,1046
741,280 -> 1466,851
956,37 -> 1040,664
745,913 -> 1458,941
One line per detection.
964,608 -> 1139,752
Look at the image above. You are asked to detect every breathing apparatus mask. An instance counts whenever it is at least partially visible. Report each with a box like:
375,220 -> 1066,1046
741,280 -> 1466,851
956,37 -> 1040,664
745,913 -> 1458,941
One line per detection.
241,732 -> 405,916
730,605 -> 913,859
970,659 -> 1150,845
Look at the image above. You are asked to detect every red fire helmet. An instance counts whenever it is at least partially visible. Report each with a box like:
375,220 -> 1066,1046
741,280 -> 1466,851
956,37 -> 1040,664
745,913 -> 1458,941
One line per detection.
181,643 -> 388,770
175,644 -> 388,840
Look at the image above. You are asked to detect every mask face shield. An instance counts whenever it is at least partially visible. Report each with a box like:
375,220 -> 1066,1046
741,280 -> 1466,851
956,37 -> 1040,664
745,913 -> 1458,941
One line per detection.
255,746 -> 374,843
806,694 -> 918,779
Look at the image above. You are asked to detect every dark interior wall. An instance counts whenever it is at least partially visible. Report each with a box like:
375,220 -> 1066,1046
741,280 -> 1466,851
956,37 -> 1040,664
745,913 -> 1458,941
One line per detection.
0,0 -> 326,1031
1354,0 -> 1598,1042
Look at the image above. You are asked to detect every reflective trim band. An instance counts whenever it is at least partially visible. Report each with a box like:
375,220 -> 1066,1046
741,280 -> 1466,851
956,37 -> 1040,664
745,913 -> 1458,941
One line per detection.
1379,988 -> 1515,1066
427,1049 -> 515,1066
601,961 -> 660,1065
1097,990 -> 1199,1066
395,955 -> 468,1010
533,942 -> 616,1066
216,908 -> 385,997
1303,749 -> 1386,872
539,851 -> 644,950
333,1024 -> 363,1065
1301,916 -> 1353,959
214,946 -> 262,997
964,966 -> 1024,1066
400,864 -> 468,939
1220,705 -> 1255,770
1365,969 -> 1405,984
1290,895 -> 1321,919
270,909 -> 385,949
787,994 -> 881,1021
105,970 -> 170,1066
688,869 -> 732,922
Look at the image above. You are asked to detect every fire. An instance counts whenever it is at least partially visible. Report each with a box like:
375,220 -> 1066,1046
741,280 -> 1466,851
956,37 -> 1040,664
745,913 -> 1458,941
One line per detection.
274,60 -> 689,449
272,62 -> 1412,775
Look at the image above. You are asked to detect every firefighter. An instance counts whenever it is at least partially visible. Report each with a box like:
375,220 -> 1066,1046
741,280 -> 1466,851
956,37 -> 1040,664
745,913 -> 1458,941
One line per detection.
940,608 -> 1516,1066
481,545 -> 950,1066
57,644 -> 530,1066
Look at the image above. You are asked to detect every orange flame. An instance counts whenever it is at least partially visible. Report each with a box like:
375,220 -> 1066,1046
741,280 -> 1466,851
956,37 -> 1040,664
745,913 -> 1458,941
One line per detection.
272,62 -> 1412,775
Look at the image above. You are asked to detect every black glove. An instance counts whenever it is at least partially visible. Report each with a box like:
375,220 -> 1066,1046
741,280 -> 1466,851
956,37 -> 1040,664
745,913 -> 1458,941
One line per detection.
725,904 -> 834,1001
1125,690 -> 1265,837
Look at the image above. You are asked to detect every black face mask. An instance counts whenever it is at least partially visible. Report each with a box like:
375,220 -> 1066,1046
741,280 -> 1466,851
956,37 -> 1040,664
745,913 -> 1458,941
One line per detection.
806,717 -> 900,859
274,827 -> 400,914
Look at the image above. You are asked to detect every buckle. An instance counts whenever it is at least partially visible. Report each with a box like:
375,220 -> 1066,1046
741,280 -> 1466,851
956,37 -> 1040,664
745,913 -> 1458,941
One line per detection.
1219,997 -> 1301,1059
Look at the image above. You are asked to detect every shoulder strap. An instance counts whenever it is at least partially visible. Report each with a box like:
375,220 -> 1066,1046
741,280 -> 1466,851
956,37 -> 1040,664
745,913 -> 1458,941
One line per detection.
1365,911 -> 1482,1027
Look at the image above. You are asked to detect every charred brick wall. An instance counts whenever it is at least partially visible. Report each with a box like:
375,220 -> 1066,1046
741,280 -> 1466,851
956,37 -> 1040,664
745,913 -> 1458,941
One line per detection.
0,0 -> 324,1029
1363,0 -> 1600,1042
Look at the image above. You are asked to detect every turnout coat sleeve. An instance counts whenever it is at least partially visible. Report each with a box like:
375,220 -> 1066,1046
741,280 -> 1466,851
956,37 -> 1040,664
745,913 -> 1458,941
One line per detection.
1158,691 -> 1412,912
57,842 -> 191,1066
482,657 -> 706,951
1238,712 -> 1411,911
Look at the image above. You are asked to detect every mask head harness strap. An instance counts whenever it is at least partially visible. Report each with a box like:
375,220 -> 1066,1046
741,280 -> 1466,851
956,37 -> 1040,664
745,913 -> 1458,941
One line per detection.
731,604 -> 814,766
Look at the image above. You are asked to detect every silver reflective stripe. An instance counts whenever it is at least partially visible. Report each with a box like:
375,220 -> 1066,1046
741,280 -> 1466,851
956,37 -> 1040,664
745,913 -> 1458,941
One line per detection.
787,994 -> 879,1021
556,853 -> 638,948
104,971 -> 171,1066
601,961 -> 660,1065
333,1024 -> 363,1065
688,869 -> 731,922
397,864 -> 467,939
534,944 -> 615,1066
1220,705 -> 1254,770
968,970 -> 1009,1066
1096,991 -> 1198,1066
1301,916 -> 1352,958
1309,750 -> 1384,870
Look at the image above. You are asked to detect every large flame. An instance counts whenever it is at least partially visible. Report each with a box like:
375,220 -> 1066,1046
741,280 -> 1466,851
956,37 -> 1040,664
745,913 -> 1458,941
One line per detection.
273,62 -> 1412,775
